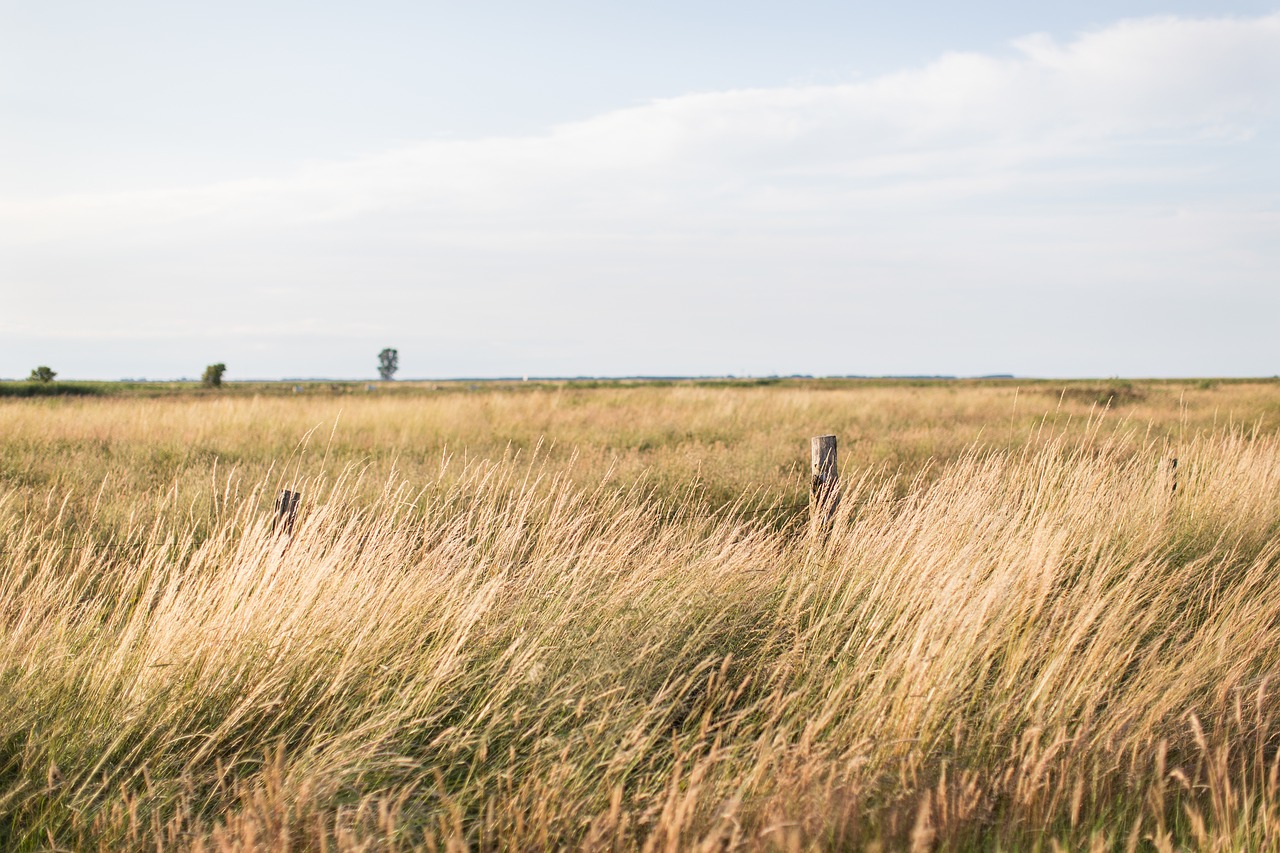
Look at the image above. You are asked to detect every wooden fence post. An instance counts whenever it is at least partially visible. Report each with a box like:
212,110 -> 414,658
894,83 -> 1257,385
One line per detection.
274,489 -> 301,535
811,435 -> 839,529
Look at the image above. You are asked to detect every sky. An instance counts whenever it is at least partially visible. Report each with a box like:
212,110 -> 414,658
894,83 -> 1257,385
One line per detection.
1,1 -> 1277,380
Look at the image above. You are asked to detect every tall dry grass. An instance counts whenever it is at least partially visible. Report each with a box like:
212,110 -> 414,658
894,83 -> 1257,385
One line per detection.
2,380 -> 1277,532
2,384 -> 1280,849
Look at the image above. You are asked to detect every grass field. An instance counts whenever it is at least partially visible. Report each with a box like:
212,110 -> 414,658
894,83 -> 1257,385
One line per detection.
3,379 -> 1280,850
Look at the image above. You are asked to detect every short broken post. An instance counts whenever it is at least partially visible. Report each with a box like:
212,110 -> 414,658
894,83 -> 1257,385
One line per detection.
810,435 -> 839,532
274,489 -> 301,536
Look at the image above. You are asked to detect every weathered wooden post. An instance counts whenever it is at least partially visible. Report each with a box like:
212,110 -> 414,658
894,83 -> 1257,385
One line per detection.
810,435 -> 839,530
1167,456 -> 1179,497
274,489 -> 301,535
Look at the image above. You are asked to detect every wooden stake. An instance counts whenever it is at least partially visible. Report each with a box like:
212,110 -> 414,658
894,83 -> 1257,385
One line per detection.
274,489 -> 301,535
811,435 -> 839,528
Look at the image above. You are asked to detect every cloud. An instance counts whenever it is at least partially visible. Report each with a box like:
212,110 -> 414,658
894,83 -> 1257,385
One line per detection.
4,12 -> 1276,239
3,13 -> 1278,377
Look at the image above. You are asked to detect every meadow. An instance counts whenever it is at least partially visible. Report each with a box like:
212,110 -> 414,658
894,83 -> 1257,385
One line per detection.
2,378 -> 1280,850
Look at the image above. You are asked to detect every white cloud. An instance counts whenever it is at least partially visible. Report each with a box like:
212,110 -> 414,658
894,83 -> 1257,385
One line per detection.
5,13 -> 1276,236
3,13 -> 1278,377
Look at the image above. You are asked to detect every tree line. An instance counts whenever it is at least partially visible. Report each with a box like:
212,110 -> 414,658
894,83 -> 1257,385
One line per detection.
21,348 -> 400,385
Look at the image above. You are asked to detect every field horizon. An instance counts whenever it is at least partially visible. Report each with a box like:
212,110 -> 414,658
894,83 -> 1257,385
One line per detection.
2,375 -> 1276,403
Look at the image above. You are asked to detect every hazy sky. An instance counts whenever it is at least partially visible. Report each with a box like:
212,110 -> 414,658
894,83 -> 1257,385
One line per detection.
2,2 -> 1277,379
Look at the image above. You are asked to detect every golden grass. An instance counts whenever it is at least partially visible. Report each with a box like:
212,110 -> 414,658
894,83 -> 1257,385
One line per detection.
2,380 -> 1280,850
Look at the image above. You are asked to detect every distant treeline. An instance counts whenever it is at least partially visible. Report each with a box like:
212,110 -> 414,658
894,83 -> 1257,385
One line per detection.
0,382 -> 106,398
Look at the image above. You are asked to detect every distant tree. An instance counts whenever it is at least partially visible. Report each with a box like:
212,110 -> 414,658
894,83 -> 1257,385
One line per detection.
202,363 -> 227,388
27,366 -> 56,383
377,348 -> 399,381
